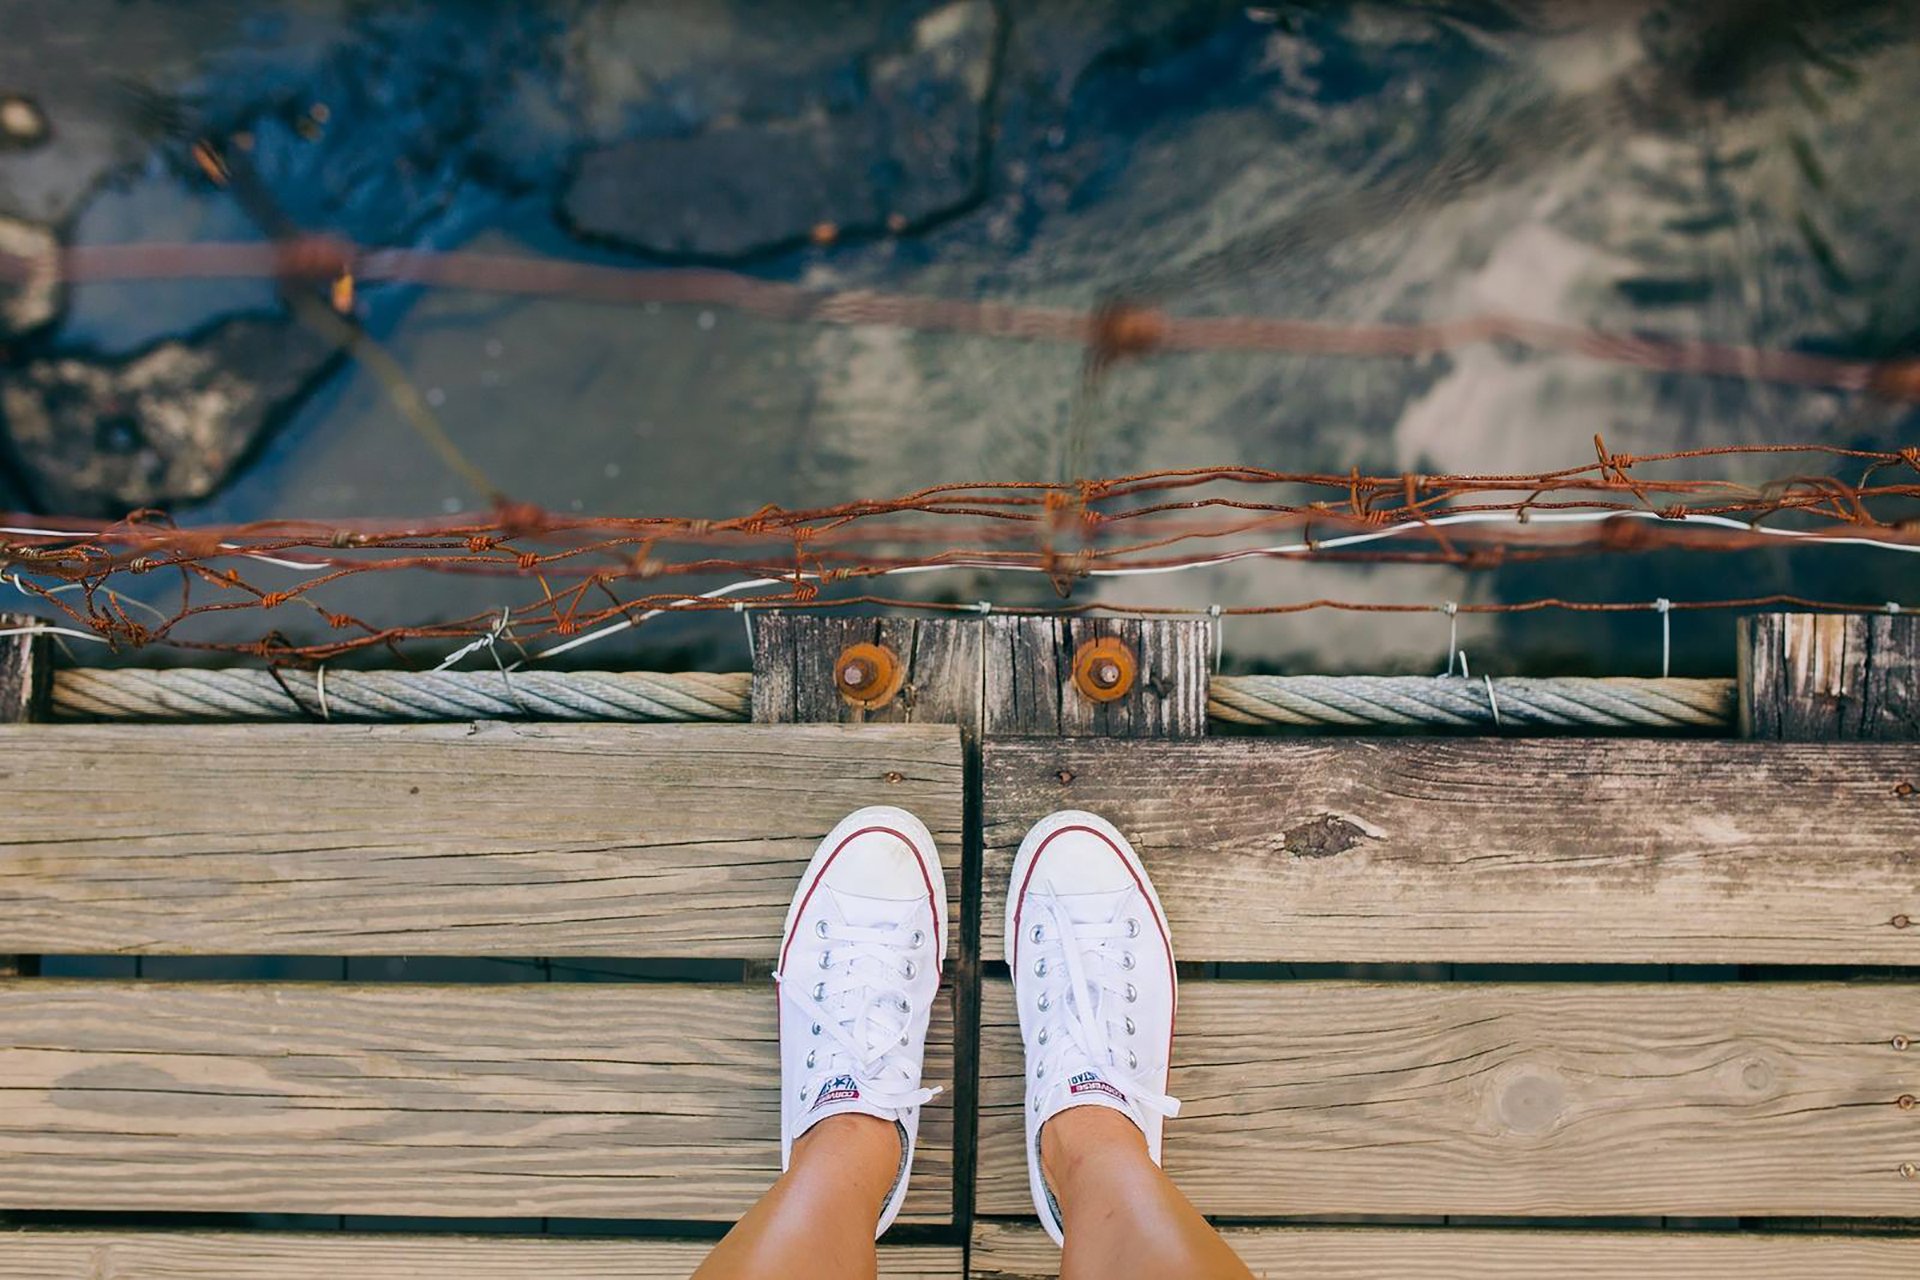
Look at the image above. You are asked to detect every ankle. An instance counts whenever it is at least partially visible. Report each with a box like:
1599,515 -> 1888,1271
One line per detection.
795,1112 -> 902,1174
1039,1105 -> 1148,1195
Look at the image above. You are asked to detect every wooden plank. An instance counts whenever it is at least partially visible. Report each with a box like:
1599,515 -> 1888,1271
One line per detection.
0,612 -> 50,725
1741,613 -> 1919,740
982,616 -> 1207,737
982,738 -> 1920,964
0,980 -> 954,1222
752,616 -> 983,731
0,1231 -> 964,1278
970,1221 -> 1920,1279
0,722 -> 961,956
0,613 -> 49,981
977,980 -> 1920,1218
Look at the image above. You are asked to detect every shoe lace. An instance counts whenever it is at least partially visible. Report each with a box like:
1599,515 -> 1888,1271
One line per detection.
1026,881 -> 1180,1120
777,918 -> 942,1111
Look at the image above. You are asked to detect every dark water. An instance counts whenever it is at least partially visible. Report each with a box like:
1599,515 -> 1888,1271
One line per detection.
2,1 -> 1917,674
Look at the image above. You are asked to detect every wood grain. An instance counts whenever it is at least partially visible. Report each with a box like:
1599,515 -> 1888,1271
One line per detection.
977,980 -> 1920,1218
982,737 -> 1920,963
982,617 -> 1207,737
753,616 -> 983,731
0,1231 -> 962,1278
0,722 -> 961,957
0,980 -> 953,1221
0,613 -> 49,725
970,1221 -> 1920,1279
1741,613 -> 1920,740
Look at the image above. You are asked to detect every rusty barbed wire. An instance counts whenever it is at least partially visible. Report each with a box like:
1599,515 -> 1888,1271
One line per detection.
1,439 -> 1915,663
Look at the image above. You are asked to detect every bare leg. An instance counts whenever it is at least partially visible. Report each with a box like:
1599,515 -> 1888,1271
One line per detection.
1045,1107 -> 1254,1280
692,1114 -> 900,1280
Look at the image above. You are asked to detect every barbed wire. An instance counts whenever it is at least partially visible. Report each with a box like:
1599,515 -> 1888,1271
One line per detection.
0,439 -> 1915,663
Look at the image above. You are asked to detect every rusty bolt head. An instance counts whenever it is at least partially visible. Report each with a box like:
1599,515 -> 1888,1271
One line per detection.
1055,769 -> 1074,785
1897,915 -> 1914,930
1904,1163 -> 1918,1180
883,770 -> 904,784
1897,782 -> 1916,798
1071,637 -> 1138,704
1896,1035 -> 1913,1052
1899,1094 -> 1916,1111
834,642 -> 906,711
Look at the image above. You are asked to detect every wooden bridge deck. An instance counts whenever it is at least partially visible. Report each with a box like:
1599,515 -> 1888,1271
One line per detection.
0,613 -> 1916,1277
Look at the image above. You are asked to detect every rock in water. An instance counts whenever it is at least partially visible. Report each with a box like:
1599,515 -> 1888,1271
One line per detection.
0,216 -> 57,338
0,315 -> 342,515
563,0 -> 998,258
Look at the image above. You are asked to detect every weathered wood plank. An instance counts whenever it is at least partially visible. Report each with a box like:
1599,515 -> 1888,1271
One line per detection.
0,723 -> 961,956
0,612 -> 50,725
982,738 -> 1920,964
970,1221 -> 1920,1279
982,617 -> 1207,738
977,980 -> 1920,1218
0,980 -> 953,1221
0,1232 -> 963,1278
752,616 -> 983,731
1741,613 -> 1920,740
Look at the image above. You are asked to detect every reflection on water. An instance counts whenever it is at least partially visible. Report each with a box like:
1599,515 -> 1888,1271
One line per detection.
1,1 -> 1915,673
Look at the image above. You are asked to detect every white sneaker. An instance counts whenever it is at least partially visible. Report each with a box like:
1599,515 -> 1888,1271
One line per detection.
1007,809 -> 1180,1246
776,804 -> 946,1238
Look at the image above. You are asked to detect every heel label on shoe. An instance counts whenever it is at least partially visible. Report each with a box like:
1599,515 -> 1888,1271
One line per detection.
1068,1070 -> 1127,1103
810,1074 -> 862,1111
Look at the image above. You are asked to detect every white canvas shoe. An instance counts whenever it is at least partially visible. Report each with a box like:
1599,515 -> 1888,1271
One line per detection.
1007,809 -> 1180,1246
776,804 -> 946,1238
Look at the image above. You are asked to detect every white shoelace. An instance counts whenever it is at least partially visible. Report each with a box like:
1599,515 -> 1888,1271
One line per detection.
777,918 -> 942,1112
1024,883 -> 1180,1120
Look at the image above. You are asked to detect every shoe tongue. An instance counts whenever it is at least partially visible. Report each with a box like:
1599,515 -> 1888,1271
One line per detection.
1046,887 -> 1132,926
824,885 -> 922,931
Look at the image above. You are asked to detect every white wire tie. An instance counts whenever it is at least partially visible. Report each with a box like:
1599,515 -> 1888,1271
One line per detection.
1441,602 -> 1459,676
1208,604 -> 1224,673
975,600 -> 993,615
1457,649 -> 1470,680
1483,673 -> 1502,729
315,665 -> 331,721
1889,602 -> 1903,615
1654,598 -> 1672,678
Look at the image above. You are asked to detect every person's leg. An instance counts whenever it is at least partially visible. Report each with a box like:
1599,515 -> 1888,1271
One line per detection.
694,805 -> 947,1280
1043,1106 -> 1254,1280
691,1113 -> 898,1280
1008,809 -> 1254,1279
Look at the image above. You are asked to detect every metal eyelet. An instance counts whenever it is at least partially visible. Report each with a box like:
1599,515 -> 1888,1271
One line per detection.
805,1051 -> 816,1069
1127,1050 -> 1138,1070
910,929 -> 925,949
812,982 -> 826,1000
1124,1016 -> 1136,1036
1038,1028 -> 1050,1046
901,959 -> 918,980
897,997 -> 911,1013
1029,923 -> 1044,944
1034,958 -> 1048,977
1124,983 -> 1137,1003
1037,993 -> 1051,1012
815,919 -> 830,939
810,1022 -> 821,1036
899,1032 -> 910,1046
1120,952 -> 1136,971
1126,917 -> 1141,938
818,950 -> 834,970
1035,1064 -> 1046,1079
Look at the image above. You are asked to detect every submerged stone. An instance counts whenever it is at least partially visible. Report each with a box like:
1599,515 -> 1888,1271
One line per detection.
0,314 -> 342,515
562,0 -> 998,258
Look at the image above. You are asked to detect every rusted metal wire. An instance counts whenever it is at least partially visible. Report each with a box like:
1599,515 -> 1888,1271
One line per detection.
1,440 -> 1915,662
